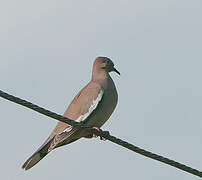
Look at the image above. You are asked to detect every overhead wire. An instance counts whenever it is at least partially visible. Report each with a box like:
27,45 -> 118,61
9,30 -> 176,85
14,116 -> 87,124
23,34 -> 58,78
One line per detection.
0,89 -> 201,178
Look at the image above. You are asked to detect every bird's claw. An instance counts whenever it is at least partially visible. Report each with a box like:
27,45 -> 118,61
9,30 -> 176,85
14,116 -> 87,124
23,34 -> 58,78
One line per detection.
92,127 -> 110,141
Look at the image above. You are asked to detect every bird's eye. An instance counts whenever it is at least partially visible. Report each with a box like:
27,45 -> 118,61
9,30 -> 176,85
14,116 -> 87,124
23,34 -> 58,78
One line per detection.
102,59 -> 107,63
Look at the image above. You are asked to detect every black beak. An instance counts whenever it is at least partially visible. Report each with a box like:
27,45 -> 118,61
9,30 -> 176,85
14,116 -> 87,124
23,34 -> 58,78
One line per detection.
113,67 -> 120,75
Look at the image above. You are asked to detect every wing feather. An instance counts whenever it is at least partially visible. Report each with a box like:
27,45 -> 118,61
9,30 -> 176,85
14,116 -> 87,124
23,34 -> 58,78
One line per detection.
49,82 -> 104,148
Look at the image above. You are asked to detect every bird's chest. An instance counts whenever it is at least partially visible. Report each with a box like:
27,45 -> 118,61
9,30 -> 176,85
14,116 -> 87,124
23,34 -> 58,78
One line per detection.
86,87 -> 118,128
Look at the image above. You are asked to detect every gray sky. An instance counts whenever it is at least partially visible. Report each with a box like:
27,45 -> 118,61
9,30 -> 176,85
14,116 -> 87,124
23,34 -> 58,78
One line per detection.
0,0 -> 202,179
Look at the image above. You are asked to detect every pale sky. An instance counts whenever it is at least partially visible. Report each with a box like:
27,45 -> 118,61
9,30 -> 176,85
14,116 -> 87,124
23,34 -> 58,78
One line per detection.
0,0 -> 202,179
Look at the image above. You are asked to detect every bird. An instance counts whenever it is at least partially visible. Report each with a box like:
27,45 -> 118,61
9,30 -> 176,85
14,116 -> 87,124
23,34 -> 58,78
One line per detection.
22,57 -> 120,170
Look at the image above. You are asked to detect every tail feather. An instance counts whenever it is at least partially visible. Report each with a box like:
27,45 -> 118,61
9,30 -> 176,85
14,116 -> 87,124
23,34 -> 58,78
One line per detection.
22,136 -> 54,170
22,129 -> 80,170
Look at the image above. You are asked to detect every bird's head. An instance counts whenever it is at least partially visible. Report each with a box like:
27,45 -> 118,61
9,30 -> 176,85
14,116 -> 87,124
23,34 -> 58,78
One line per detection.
93,57 -> 120,75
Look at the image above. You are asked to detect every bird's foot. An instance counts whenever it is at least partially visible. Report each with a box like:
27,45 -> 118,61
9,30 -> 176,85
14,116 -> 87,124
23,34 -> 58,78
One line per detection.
92,126 -> 100,138
92,126 -> 110,141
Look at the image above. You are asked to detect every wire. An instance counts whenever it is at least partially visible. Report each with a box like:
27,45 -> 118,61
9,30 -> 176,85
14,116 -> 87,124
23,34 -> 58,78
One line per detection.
0,89 -> 201,178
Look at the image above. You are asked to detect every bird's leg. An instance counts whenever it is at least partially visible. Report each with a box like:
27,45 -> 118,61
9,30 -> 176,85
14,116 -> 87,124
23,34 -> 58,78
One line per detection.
92,126 -> 110,141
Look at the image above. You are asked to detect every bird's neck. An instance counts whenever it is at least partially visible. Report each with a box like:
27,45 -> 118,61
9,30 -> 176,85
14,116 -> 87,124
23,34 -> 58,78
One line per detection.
91,70 -> 109,87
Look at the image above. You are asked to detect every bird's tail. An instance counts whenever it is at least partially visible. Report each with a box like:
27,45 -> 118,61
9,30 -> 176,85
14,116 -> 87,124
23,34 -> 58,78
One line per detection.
22,129 -> 80,170
22,136 -> 54,170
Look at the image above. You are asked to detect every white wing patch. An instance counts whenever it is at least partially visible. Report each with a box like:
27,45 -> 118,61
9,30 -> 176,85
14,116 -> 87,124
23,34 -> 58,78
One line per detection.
63,90 -> 104,132
63,126 -> 73,132
75,89 -> 104,122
